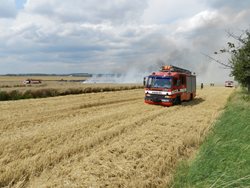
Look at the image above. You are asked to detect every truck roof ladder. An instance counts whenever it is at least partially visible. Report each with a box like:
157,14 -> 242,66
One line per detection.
161,65 -> 191,74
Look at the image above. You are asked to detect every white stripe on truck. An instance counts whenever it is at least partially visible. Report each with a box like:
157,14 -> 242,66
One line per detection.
145,88 -> 187,95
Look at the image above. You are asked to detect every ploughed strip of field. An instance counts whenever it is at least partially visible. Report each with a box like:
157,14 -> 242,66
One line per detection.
0,87 -> 233,187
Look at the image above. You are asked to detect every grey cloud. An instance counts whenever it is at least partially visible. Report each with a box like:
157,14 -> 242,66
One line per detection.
206,0 -> 250,10
0,0 -> 248,84
25,0 -> 148,24
0,0 -> 16,18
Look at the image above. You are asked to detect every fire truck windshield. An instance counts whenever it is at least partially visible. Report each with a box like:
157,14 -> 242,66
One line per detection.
147,76 -> 171,88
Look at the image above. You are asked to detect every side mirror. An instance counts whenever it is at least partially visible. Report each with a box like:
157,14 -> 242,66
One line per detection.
143,77 -> 146,86
143,77 -> 149,87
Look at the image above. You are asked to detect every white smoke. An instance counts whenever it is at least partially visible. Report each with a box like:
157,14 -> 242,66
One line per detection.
83,69 -> 149,84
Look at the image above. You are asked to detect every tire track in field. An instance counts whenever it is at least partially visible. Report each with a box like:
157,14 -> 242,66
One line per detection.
0,96 -> 144,144
0,89 -> 143,112
0,102 -> 169,187
0,98 -> 143,156
0,94 -> 142,132
27,87 -> 233,187
24,104 -> 182,188
0,89 -> 143,120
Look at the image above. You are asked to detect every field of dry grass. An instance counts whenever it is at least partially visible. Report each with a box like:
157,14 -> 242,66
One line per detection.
0,76 -> 142,100
0,75 -> 88,82
0,87 -> 233,187
0,75 -> 87,92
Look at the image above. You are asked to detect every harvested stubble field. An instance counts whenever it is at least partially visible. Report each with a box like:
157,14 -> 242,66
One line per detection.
0,76 -> 139,92
0,76 -> 87,88
0,87 -> 233,187
0,76 -> 143,101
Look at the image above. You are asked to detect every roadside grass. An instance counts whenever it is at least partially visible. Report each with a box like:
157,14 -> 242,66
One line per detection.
170,88 -> 250,188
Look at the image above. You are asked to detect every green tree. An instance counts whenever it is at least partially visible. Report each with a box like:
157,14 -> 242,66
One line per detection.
206,30 -> 250,93
230,31 -> 250,92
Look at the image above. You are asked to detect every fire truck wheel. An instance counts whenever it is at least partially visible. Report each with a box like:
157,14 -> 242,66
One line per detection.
190,94 -> 193,101
174,96 -> 182,105
178,96 -> 182,105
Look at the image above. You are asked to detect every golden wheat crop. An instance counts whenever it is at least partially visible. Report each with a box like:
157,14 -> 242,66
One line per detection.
0,87 -> 233,187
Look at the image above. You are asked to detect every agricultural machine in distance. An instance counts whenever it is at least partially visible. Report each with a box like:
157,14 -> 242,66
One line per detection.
23,79 -> 42,84
144,65 -> 196,106
225,81 -> 234,87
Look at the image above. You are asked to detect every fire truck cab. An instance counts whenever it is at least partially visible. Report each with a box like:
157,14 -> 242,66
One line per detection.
144,65 -> 196,106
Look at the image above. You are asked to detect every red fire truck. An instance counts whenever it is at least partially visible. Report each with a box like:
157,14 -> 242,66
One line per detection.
144,65 -> 196,106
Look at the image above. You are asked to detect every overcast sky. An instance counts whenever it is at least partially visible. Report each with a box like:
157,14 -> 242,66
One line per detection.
0,0 -> 249,83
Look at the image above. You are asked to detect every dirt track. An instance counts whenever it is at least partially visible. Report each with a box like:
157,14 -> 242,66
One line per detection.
0,87 -> 233,187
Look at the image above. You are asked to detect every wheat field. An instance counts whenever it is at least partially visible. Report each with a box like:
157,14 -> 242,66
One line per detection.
0,87 -> 233,187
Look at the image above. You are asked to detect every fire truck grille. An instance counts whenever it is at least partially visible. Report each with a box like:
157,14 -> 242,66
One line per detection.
145,94 -> 165,102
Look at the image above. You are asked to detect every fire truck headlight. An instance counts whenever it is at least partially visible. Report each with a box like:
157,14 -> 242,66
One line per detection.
146,94 -> 151,97
165,95 -> 170,98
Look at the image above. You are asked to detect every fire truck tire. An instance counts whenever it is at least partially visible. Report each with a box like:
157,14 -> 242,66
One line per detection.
178,96 -> 182,105
174,96 -> 182,105
190,94 -> 193,101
